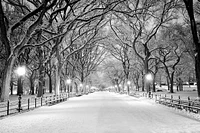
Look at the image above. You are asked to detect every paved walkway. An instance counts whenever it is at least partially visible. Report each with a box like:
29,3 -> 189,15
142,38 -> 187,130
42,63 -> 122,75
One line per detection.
0,92 -> 200,133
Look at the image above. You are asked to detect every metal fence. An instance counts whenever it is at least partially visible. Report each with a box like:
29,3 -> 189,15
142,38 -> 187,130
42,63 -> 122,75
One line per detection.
0,92 -> 76,117
140,93 -> 200,114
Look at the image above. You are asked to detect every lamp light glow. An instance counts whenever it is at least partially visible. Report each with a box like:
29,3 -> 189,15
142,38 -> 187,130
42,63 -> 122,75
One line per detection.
80,83 -> 83,87
66,79 -> 71,84
16,66 -> 26,76
145,73 -> 153,81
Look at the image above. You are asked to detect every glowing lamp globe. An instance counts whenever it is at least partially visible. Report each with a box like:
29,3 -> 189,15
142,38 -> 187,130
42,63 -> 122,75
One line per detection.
80,84 -> 83,87
16,66 -> 26,76
66,79 -> 71,84
145,73 -> 153,81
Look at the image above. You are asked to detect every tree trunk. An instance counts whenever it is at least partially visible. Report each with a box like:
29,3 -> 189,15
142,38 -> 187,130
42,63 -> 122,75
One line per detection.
141,73 -> 145,91
135,79 -> 139,91
167,78 -> 170,91
195,56 -> 200,97
81,73 -> 85,93
60,79 -> 63,93
37,66 -> 43,97
142,79 -> 145,91
55,64 -> 61,95
10,82 -> 13,95
74,82 -> 78,94
152,76 -> 156,92
67,84 -> 69,93
0,56 -> 16,102
70,85 -> 72,92
144,60 -> 149,92
37,47 -> 44,97
30,79 -> 34,95
49,74 -> 52,93
183,0 -> 200,98
170,72 -> 174,93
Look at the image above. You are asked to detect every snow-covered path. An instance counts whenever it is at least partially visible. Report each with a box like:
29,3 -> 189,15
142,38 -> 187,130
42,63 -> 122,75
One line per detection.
0,92 -> 200,133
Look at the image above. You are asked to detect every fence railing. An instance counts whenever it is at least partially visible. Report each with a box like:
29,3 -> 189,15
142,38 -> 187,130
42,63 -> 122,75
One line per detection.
0,92 -> 77,117
141,93 -> 200,114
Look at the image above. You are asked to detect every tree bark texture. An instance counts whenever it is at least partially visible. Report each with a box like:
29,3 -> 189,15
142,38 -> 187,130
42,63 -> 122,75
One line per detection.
55,64 -> 61,95
48,75 -> 52,93
0,56 -> 16,101
170,72 -> 174,93
183,0 -> 200,97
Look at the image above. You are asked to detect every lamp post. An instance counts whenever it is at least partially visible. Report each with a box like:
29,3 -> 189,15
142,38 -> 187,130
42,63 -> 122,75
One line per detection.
86,85 -> 89,94
127,81 -> 131,95
16,66 -> 26,112
16,66 -> 26,95
145,73 -> 153,98
80,83 -> 83,94
66,79 -> 71,97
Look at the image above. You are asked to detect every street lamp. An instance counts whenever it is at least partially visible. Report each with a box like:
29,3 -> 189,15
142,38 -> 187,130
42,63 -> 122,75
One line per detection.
16,66 -> 26,76
66,79 -> 71,84
80,83 -> 83,94
16,66 -> 26,95
127,81 -> 131,95
66,79 -> 71,96
145,73 -> 153,82
145,73 -> 153,98
80,83 -> 83,87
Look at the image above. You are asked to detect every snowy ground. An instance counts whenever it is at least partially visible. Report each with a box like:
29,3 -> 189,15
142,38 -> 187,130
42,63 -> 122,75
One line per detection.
0,92 -> 200,133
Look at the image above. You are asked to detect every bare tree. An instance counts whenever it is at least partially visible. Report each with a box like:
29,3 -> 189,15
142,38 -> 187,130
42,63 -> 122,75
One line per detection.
103,59 -> 124,92
0,0 -> 129,101
107,0 -> 180,94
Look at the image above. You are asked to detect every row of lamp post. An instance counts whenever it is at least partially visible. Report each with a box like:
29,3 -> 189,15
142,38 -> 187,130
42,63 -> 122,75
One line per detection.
66,80 -> 91,95
113,73 -> 153,96
79,83 -> 90,94
15,66 -> 92,98
114,80 -> 131,94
